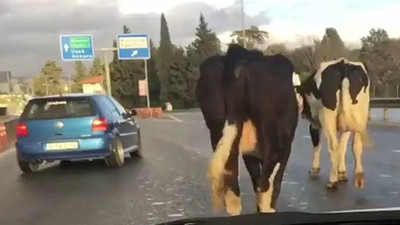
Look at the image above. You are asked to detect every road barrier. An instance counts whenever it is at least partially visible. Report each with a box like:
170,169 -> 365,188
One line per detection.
370,98 -> 400,121
370,98 -> 400,108
136,107 -> 163,119
0,124 -> 7,152
0,116 -> 18,153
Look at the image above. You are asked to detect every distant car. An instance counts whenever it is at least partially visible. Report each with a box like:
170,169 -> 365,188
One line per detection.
15,94 -> 142,173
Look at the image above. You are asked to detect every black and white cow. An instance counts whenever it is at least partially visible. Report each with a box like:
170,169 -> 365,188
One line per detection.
196,44 -> 298,215
297,58 -> 371,189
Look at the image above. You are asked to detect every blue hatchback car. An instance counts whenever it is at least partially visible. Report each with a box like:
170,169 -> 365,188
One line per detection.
16,94 -> 142,173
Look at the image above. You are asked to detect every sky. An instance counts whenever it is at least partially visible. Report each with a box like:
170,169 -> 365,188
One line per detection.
1,0 -> 400,77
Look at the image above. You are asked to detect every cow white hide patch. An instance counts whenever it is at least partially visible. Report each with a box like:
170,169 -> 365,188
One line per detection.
224,189 -> 242,215
208,121 -> 238,211
257,162 -> 281,213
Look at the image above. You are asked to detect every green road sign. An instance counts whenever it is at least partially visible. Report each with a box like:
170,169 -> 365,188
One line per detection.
70,37 -> 91,48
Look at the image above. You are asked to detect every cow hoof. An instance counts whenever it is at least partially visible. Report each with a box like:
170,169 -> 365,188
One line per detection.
338,171 -> 349,182
326,182 -> 339,189
309,167 -> 320,175
224,190 -> 242,216
259,208 -> 276,213
354,173 -> 365,189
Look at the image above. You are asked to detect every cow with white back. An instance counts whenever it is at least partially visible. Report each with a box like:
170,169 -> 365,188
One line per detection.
196,44 -> 298,215
296,58 -> 371,189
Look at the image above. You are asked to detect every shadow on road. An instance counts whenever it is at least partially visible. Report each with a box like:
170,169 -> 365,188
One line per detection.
18,156 -> 146,182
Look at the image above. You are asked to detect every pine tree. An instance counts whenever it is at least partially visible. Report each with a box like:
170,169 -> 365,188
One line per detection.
88,57 -> 103,77
157,13 -> 174,104
192,14 -> 221,65
34,61 -> 63,96
316,27 -> 347,61
184,44 -> 200,108
72,61 -> 87,92
148,39 -> 161,106
167,48 -> 187,108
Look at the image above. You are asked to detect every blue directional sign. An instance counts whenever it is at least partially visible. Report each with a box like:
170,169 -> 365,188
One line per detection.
60,35 -> 94,61
117,34 -> 151,60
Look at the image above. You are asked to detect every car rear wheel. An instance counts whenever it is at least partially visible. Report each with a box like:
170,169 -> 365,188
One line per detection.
105,139 -> 124,167
17,153 -> 39,173
130,130 -> 142,159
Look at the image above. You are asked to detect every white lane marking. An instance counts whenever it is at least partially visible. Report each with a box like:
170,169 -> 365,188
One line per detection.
167,115 -> 183,122
142,118 -> 204,123
167,213 -> 184,217
124,145 -> 138,152
380,174 -> 392,178
0,149 -> 15,158
392,150 -> 400,153
152,202 -> 165,205
302,135 -> 311,139
329,207 -> 400,213
119,131 -> 137,137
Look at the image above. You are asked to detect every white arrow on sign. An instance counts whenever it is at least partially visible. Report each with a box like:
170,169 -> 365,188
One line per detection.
131,50 -> 138,57
63,44 -> 70,52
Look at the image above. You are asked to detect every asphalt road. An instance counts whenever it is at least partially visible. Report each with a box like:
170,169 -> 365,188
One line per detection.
1,112 -> 400,225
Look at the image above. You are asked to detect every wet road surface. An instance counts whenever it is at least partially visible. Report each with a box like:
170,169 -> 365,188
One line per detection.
1,111 -> 400,225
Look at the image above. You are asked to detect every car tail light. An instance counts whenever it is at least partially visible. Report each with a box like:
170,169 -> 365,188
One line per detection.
92,118 -> 108,132
17,123 -> 29,137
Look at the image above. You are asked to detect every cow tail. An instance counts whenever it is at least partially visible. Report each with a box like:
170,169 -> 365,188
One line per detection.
360,130 -> 373,148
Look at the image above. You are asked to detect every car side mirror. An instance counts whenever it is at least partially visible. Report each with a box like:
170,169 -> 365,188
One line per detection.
122,112 -> 131,119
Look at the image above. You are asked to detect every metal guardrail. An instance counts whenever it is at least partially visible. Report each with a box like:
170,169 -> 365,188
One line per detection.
370,98 -> 400,108
369,98 -> 400,121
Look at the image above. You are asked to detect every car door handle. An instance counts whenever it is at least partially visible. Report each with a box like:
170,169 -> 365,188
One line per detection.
54,132 -> 65,136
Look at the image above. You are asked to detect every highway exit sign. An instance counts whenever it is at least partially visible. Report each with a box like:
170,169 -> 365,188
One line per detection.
117,34 -> 151,60
60,35 -> 94,61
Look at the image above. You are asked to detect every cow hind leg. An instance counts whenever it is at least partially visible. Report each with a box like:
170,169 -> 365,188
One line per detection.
242,154 -> 261,211
309,124 -> 322,175
208,121 -> 239,212
271,141 -> 292,210
338,131 -> 351,182
353,132 -> 365,189
223,128 -> 243,216
256,136 -> 280,213
257,161 -> 281,213
321,112 -> 340,189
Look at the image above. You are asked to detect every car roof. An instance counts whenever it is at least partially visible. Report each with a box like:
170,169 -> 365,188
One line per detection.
31,93 -> 107,100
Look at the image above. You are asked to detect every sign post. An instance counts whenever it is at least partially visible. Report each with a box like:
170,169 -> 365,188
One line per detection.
60,35 -> 94,61
117,34 -> 151,108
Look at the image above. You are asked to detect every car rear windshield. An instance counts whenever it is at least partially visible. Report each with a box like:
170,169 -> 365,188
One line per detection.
21,97 -> 96,120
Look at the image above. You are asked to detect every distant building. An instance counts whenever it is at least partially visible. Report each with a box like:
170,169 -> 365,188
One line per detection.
0,71 -> 12,94
79,76 -> 105,94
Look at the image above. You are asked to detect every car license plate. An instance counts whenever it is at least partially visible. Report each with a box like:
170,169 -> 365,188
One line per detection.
46,142 -> 79,151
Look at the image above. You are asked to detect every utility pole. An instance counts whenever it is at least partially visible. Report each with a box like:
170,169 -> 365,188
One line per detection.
68,73 -> 71,93
45,79 -> 48,96
96,47 -> 117,97
144,60 -> 150,108
241,0 -> 246,48
103,53 -> 111,97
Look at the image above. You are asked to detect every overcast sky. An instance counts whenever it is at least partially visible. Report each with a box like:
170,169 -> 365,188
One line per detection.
1,0 -> 400,77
